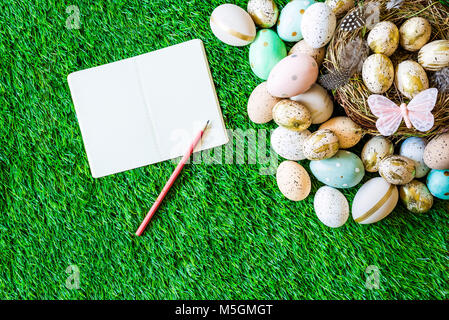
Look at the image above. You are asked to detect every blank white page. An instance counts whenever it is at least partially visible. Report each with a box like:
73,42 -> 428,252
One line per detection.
68,39 -> 228,178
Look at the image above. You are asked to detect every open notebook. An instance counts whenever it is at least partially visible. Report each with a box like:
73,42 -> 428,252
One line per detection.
68,39 -> 228,178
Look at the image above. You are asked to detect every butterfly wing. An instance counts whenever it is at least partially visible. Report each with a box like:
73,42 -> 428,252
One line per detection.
368,95 -> 403,136
407,88 -> 438,132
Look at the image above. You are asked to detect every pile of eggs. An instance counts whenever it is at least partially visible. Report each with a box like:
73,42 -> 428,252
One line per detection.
210,0 -> 449,228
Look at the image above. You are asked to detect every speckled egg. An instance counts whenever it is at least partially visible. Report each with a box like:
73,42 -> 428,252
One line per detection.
427,169 -> 449,200
325,0 -> 354,18
272,100 -> 312,131
301,2 -> 337,49
247,82 -> 281,124
399,137 -> 430,178
319,116 -> 363,149
399,180 -> 433,214
367,21 -> 399,57
361,136 -> 394,173
276,160 -> 311,201
418,40 -> 449,72
310,150 -> 365,189
210,4 -> 256,46
362,54 -> 395,94
267,53 -> 318,98
314,186 -> 349,228
399,17 -> 431,52
277,0 -> 314,42
395,60 -> 429,99
290,84 -> 333,124
288,40 -> 326,66
379,155 -> 416,185
247,0 -> 279,28
249,29 -> 287,80
303,129 -> 340,160
423,133 -> 449,170
352,177 -> 398,224
271,126 -> 311,160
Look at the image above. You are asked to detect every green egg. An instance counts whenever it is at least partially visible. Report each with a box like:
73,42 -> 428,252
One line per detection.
249,29 -> 287,80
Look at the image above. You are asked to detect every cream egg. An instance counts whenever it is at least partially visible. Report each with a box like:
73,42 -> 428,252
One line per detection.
247,82 -> 281,124
395,60 -> 429,99
301,3 -> 337,49
423,133 -> 449,170
290,84 -> 334,124
303,129 -> 339,160
288,40 -> 326,66
379,155 -> 416,185
314,186 -> 349,228
272,100 -> 312,132
325,0 -> 355,18
362,54 -> 395,94
247,0 -> 279,28
319,116 -> 363,149
271,126 -> 311,160
367,21 -> 399,57
399,17 -> 431,52
361,136 -> 394,173
276,160 -> 311,201
418,40 -> 449,72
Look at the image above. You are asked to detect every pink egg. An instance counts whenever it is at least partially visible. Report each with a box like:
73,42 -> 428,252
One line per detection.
267,53 -> 318,98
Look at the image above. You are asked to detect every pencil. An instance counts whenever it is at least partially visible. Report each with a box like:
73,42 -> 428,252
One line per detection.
135,121 -> 210,236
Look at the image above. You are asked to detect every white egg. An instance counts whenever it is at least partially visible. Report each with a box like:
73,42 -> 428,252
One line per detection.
271,126 -> 311,160
418,40 -> 449,72
352,177 -> 398,224
210,4 -> 256,46
301,3 -> 337,49
399,17 -> 431,52
362,54 -> 394,94
395,60 -> 429,99
367,21 -> 399,57
325,0 -> 355,18
290,84 -> 334,124
314,186 -> 349,228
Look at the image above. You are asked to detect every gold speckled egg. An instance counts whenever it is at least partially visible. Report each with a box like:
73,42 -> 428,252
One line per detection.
399,17 -> 431,52
247,82 -> 281,124
395,60 -> 429,99
418,40 -> 449,71
276,160 -> 311,201
288,40 -> 325,67
399,180 -> 434,214
379,155 -> 416,185
361,136 -> 394,172
272,100 -> 312,132
423,133 -> 449,170
325,0 -> 355,18
303,129 -> 340,161
319,116 -> 363,149
362,54 -> 395,94
247,0 -> 279,28
367,21 -> 399,57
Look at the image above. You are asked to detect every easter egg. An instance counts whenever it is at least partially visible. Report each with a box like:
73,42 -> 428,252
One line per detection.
288,40 -> 325,67
301,3 -> 337,49
319,116 -> 362,149
399,17 -> 431,52
249,29 -> 287,80
277,0 -> 314,42
247,82 -> 281,124
290,84 -> 333,124
272,100 -> 312,132
314,186 -> 349,228
367,21 -> 399,57
210,4 -> 256,46
310,150 -> 365,189
325,0 -> 354,18
247,0 -> 279,28
395,60 -> 429,99
267,53 -> 318,98
418,40 -> 449,72
303,129 -> 339,160
362,54 -> 395,94
427,169 -> 449,200
399,137 -> 430,178
361,136 -> 394,173
399,180 -> 433,214
379,155 -> 416,185
271,126 -> 311,160
423,133 -> 449,170
352,177 -> 398,224
277,160 -> 311,201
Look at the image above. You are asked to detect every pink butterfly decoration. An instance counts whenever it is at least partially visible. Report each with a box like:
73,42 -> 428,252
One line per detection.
367,88 -> 438,136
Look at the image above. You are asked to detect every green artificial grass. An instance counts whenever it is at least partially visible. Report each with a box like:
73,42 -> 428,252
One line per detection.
0,0 -> 448,300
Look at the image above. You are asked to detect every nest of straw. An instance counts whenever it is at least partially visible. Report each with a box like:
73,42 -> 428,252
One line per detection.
325,0 -> 449,139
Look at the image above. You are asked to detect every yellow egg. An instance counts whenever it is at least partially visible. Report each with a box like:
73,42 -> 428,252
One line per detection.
325,0 -> 355,18
367,21 -> 399,56
247,82 -> 281,124
247,0 -> 279,28
288,40 -> 325,67
399,180 -> 433,214
395,60 -> 429,99
362,54 -> 394,94
272,100 -> 312,132
361,136 -> 394,172
276,160 -> 311,201
418,40 -> 449,71
399,17 -> 431,52
319,116 -> 363,149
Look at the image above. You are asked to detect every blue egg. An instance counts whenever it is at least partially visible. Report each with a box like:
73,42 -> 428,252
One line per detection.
277,0 -> 315,42
310,150 -> 365,189
399,137 -> 429,178
427,169 -> 449,200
